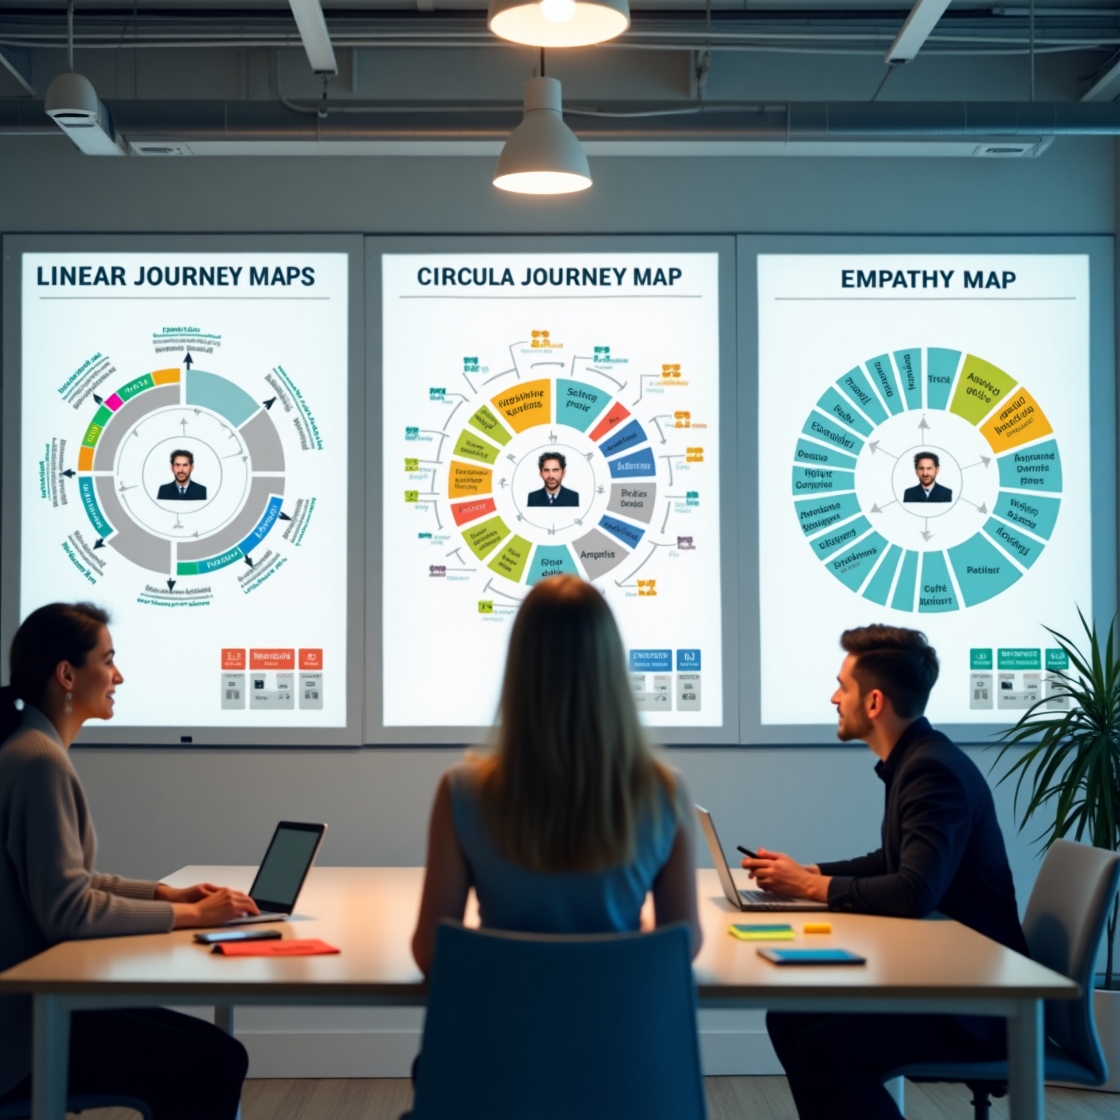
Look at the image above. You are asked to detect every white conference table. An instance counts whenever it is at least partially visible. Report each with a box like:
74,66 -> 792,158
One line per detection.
0,866 -> 1077,1120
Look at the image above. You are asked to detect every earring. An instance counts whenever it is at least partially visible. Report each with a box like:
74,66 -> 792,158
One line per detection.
64,692 -> 72,714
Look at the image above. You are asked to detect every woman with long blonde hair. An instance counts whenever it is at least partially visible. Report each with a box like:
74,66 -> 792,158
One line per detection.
412,575 -> 701,973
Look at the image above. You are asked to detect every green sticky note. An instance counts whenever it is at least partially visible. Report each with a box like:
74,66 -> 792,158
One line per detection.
729,924 -> 795,942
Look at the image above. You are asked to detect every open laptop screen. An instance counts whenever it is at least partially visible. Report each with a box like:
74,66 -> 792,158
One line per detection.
248,821 -> 326,912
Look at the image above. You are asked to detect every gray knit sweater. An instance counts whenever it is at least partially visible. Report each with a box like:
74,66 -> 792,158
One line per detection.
0,706 -> 175,1097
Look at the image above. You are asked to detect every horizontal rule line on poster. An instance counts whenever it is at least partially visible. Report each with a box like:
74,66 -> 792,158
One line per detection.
399,294 -> 704,301
773,296 -> 1078,302
36,296 -> 333,302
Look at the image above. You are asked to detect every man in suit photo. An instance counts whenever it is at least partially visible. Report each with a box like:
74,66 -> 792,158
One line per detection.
157,449 -> 207,501
903,452 -> 952,503
526,452 -> 579,508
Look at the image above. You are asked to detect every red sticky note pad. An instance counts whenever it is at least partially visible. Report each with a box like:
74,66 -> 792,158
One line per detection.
213,939 -> 340,957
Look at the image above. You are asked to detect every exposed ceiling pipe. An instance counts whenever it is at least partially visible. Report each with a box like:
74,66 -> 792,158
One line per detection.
5,99 -> 1120,142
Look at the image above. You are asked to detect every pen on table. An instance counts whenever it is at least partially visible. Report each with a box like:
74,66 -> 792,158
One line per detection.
737,845 -> 760,860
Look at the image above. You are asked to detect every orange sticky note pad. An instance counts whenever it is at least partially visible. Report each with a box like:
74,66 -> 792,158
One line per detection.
212,939 -> 340,957
803,922 -> 832,934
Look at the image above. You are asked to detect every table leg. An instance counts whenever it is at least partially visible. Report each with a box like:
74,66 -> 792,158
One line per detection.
1007,997 -> 1043,1120
32,994 -> 70,1120
214,1005 -> 235,1035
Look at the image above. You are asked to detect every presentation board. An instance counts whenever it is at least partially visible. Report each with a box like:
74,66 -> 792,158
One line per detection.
3,239 -> 364,744
755,250 -> 1102,734
376,247 -> 732,739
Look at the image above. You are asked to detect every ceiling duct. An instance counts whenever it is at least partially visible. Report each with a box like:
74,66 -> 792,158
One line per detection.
4,100 -> 1120,155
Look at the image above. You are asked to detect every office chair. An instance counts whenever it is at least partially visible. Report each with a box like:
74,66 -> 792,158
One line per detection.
883,838 -> 1120,1120
403,920 -> 707,1120
0,1094 -> 152,1120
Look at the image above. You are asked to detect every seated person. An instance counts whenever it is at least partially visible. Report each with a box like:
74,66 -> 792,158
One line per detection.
741,625 -> 1027,1120
0,603 -> 259,1120
412,574 -> 701,975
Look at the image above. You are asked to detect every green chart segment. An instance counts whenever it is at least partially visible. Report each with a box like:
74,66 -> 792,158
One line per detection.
790,347 -> 1063,612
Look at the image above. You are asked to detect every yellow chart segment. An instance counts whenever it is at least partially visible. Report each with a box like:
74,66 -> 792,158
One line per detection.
948,354 -> 1053,453
490,378 -> 552,433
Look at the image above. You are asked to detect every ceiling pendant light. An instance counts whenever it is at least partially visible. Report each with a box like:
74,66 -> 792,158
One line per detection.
494,76 -> 591,195
488,0 -> 629,48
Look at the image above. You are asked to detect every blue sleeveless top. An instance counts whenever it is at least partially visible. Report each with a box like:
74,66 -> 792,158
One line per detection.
446,762 -> 681,935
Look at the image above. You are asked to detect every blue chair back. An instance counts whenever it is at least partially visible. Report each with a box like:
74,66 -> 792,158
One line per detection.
1021,838 -> 1120,1083
409,921 -> 707,1120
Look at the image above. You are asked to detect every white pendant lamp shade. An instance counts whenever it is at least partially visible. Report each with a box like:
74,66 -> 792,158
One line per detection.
494,77 -> 591,195
488,0 -> 629,48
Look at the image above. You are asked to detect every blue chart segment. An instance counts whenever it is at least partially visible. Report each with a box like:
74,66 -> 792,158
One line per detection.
792,347 -> 1062,612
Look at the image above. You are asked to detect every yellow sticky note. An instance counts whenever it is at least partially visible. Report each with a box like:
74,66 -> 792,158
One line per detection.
803,922 -> 832,934
729,924 -> 795,942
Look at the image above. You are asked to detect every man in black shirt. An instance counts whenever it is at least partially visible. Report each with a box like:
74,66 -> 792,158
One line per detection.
744,625 -> 1026,1120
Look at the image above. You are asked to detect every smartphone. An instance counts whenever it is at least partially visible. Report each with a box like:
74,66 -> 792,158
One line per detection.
737,845 -> 761,860
193,929 -> 283,945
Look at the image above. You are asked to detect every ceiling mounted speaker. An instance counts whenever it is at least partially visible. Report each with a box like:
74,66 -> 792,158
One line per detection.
488,0 -> 629,48
494,77 -> 592,195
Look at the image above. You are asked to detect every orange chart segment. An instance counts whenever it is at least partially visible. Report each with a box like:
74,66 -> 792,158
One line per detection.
451,497 -> 497,526
979,386 -> 1054,453
448,462 -> 493,497
490,378 -> 551,433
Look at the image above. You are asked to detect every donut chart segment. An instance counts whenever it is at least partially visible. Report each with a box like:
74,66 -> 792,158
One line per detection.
865,354 -> 905,415
816,387 -> 874,437
186,369 -> 260,427
792,466 -> 855,494
795,493 -> 862,537
449,462 -> 493,497
893,349 -> 923,411
980,386 -> 1054,452
599,514 -> 646,550
468,404 -> 513,446
488,535 -> 532,581
607,482 -> 656,524
827,531 -> 889,591
926,349 -> 960,409
917,552 -> 959,612
992,492 -> 1060,539
862,544 -> 903,605
949,355 -> 1017,424
997,439 -> 1061,491
527,544 -> 579,584
946,533 -> 1023,606
589,400 -> 631,441
608,447 -> 657,479
490,379 -> 551,432
556,380 -> 610,432
890,551 -> 920,610
451,497 -> 497,526
464,516 -> 509,559
794,439 -> 856,470
599,418 -> 649,459
802,411 -> 864,457
78,477 -> 113,537
453,429 -> 502,465
837,366 -> 889,425
572,528 -> 628,578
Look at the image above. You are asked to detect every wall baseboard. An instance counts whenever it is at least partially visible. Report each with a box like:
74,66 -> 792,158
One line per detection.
240,1026 -> 783,1078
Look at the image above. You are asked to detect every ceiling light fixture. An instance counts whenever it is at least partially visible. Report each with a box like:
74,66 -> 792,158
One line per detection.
493,76 -> 591,195
488,0 -> 629,48
288,0 -> 339,75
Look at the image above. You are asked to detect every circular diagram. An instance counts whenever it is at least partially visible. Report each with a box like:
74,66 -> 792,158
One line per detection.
75,366 -> 287,578
792,348 -> 1062,612
441,377 -> 660,585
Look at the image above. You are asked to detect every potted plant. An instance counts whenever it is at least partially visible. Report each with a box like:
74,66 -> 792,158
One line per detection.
994,610 -> 1120,1091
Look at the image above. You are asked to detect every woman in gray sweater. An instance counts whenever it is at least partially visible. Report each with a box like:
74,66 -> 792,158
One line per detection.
0,602 -> 259,1118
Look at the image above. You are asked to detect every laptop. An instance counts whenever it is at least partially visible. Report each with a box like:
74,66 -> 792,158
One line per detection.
227,820 -> 327,925
695,806 -> 829,912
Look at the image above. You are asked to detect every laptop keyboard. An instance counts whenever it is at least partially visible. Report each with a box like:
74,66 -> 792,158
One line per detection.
739,889 -> 811,908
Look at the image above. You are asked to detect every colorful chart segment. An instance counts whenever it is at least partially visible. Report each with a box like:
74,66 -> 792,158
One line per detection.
74,367 -> 287,577
446,378 -> 656,584
792,348 -> 1062,612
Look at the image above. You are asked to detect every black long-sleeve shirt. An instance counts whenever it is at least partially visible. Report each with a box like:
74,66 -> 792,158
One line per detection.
818,717 -> 1028,956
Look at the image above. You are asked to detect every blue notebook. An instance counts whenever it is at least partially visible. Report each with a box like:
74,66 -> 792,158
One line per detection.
757,948 -> 866,966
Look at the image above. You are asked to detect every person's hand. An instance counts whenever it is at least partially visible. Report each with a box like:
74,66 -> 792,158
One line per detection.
740,848 -> 830,902
155,882 -> 221,904
170,888 -> 260,929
